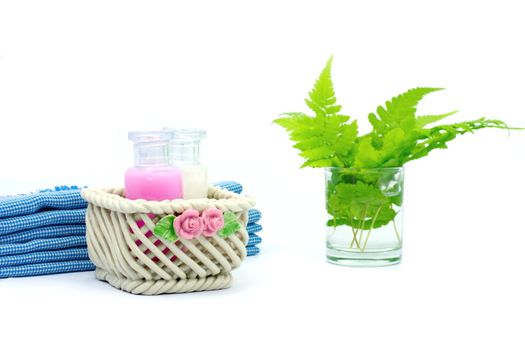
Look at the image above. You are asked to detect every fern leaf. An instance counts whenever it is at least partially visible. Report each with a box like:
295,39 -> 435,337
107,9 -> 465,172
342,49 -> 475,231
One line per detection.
407,118 -> 512,162
305,56 -> 342,118
369,87 -> 443,149
355,128 -> 415,168
381,87 -> 443,124
274,113 -> 311,132
299,146 -> 334,160
334,121 -> 358,154
273,57 -> 359,168
415,110 -> 458,128
294,138 -> 325,151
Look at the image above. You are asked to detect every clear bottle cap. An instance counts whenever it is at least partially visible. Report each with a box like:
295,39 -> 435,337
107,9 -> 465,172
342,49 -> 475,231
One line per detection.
163,128 -> 207,164
128,130 -> 171,167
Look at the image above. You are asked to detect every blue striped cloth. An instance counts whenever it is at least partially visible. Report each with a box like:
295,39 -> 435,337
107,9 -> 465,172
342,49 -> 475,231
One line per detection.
0,225 -> 86,244
246,246 -> 260,257
247,233 -> 262,246
247,223 -> 262,235
0,209 -> 86,235
213,181 -> 243,194
0,180 -> 262,278
248,209 -> 261,224
0,247 -> 89,268
0,260 -> 95,278
0,236 -> 86,256
0,189 -> 87,219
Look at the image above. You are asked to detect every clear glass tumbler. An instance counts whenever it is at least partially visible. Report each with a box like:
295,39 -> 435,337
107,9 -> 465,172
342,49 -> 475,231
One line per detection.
325,167 -> 404,267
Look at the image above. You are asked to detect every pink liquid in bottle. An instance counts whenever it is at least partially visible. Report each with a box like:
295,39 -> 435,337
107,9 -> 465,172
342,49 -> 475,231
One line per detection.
125,131 -> 183,201
125,166 -> 182,201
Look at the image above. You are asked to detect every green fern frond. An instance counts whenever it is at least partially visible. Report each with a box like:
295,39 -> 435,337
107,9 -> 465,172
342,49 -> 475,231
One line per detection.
304,56 -> 342,118
273,57 -> 358,168
274,56 -> 520,232
406,118 -> 513,162
275,57 -> 519,174
274,112 -> 311,132
368,87 -> 443,149
380,87 -> 443,124
415,110 -> 458,128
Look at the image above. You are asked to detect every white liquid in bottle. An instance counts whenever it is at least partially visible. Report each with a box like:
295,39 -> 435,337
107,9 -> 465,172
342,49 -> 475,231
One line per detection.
164,128 -> 209,200
180,163 -> 208,199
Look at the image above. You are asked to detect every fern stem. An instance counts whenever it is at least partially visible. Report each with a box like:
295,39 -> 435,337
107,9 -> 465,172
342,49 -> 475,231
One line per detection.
361,206 -> 382,252
392,217 -> 401,244
350,226 -> 361,250
350,226 -> 356,248
357,205 -> 369,248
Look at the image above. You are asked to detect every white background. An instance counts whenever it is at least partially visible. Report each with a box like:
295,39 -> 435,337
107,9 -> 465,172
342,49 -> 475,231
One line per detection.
1,1 -> 524,349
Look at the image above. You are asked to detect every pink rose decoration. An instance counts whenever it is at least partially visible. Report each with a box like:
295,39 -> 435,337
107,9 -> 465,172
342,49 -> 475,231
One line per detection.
201,208 -> 225,237
174,209 -> 204,239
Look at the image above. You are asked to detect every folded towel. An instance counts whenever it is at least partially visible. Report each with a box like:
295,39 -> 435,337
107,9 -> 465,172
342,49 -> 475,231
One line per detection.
248,209 -> 261,224
0,189 -> 87,219
247,233 -> 262,247
246,245 -> 260,257
0,225 -> 86,245
0,235 -> 87,256
247,223 -> 262,235
0,209 -> 86,236
0,259 -> 95,278
213,181 -> 243,194
0,247 -> 89,268
0,179 -> 261,278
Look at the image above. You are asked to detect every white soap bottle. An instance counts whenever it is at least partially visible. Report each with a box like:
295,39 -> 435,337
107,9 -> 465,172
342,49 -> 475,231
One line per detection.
164,128 -> 208,199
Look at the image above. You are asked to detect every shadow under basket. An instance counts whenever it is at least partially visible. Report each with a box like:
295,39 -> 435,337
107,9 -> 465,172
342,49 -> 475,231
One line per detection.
81,187 -> 255,295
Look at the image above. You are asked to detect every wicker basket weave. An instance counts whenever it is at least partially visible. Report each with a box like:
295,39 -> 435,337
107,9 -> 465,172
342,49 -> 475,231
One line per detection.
81,186 -> 255,295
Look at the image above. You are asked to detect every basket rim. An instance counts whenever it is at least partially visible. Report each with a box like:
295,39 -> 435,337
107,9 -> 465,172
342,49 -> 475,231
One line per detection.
81,186 -> 255,215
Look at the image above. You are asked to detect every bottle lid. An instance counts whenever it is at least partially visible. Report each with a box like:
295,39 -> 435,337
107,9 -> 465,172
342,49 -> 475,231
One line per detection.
128,130 -> 171,166
128,130 -> 171,143
163,128 -> 206,163
163,128 -> 207,142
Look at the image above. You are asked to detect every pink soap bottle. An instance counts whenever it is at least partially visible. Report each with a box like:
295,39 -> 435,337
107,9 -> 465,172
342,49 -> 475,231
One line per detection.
124,131 -> 183,201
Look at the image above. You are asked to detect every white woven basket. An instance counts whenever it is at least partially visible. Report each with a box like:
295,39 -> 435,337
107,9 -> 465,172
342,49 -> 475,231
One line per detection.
81,186 -> 255,295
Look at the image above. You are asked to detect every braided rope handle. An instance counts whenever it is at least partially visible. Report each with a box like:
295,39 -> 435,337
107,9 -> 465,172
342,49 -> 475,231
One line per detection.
81,186 -> 256,214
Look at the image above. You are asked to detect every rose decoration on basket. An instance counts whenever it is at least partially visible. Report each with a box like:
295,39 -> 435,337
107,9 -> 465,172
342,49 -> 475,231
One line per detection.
153,208 -> 242,243
175,209 -> 204,239
202,208 -> 225,237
